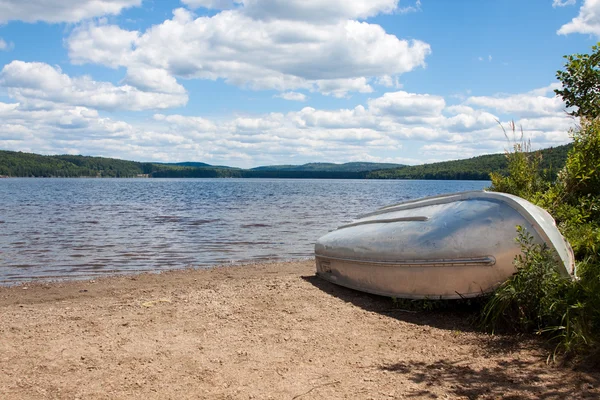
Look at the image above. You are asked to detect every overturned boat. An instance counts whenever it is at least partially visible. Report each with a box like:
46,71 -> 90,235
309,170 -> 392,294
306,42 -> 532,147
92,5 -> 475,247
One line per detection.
315,191 -> 575,299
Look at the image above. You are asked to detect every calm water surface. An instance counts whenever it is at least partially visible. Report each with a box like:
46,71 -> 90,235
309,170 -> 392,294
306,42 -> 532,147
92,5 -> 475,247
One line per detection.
0,178 -> 488,284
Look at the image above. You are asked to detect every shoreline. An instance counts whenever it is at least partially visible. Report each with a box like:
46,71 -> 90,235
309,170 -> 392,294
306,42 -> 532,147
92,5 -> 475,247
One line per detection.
0,258 -> 316,288
1,260 -> 598,399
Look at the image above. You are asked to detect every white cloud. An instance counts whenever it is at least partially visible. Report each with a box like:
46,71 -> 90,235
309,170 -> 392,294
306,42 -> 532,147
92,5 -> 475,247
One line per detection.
315,78 -> 374,98
421,143 -> 477,156
527,82 -> 562,96
368,91 -> 446,117
553,0 -> 577,7
68,24 -> 139,68
0,0 -> 141,23
184,0 -> 400,21
122,67 -> 187,95
153,114 -> 216,132
375,75 -> 402,88
0,85 -> 575,167
397,0 -> 421,14
466,92 -> 566,117
182,0 -> 240,9
292,106 -> 375,129
230,115 -> 284,131
0,101 -> 138,154
0,37 -> 11,51
558,0 -> 600,36
0,61 -> 188,111
275,92 -> 307,101
444,108 -> 499,133
67,8 -> 431,97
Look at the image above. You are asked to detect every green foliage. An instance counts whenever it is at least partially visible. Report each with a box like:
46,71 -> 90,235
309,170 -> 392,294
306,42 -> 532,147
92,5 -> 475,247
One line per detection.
557,120 -> 600,206
0,150 -> 156,178
484,99 -> 600,362
489,122 -> 549,198
484,42 -> 600,362
0,143 -> 575,180
481,227 -> 571,334
0,150 -> 396,179
555,43 -> 600,119
367,144 -> 571,181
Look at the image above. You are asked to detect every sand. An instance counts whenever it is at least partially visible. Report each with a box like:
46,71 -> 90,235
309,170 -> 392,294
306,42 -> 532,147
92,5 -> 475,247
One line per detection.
1,260 -> 598,399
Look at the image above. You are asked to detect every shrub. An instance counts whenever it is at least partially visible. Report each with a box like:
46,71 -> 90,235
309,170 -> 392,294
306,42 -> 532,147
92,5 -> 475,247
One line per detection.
481,227 -> 571,335
484,43 -> 600,362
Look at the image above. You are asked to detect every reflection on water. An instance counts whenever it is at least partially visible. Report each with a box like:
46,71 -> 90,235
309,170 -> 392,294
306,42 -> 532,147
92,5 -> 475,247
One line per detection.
0,178 -> 488,284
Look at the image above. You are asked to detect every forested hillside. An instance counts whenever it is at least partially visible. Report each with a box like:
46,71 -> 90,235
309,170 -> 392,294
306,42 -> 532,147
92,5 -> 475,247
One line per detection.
0,151 -> 154,177
366,144 -> 571,180
0,145 -> 571,179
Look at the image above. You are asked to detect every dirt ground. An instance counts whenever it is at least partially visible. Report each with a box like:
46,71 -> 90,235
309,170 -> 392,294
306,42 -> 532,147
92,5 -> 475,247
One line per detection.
1,260 -> 598,399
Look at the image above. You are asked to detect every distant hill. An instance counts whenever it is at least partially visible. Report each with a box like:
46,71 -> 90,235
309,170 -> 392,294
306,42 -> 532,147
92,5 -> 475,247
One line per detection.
251,162 -> 405,173
168,162 -> 213,168
0,151 -> 154,178
366,144 -> 572,180
0,144 -> 572,180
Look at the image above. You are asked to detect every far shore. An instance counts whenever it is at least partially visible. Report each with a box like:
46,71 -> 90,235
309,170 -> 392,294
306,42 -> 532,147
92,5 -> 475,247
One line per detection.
1,260 -> 598,399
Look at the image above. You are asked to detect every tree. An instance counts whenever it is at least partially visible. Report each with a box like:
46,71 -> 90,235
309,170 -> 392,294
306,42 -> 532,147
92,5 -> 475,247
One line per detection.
555,43 -> 600,119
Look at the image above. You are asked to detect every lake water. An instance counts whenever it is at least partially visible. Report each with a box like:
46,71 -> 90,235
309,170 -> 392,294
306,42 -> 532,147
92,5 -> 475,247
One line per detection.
0,178 -> 489,284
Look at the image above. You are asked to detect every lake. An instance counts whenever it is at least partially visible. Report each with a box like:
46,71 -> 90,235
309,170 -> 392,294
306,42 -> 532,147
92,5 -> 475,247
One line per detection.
0,178 -> 489,284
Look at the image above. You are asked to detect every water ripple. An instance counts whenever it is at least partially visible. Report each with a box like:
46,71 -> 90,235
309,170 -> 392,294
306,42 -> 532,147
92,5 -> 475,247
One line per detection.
0,178 -> 488,284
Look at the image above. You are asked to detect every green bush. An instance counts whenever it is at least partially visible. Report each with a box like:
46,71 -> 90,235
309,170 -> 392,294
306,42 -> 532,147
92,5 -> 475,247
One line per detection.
484,44 -> 600,363
485,123 -> 600,361
481,227 -> 571,334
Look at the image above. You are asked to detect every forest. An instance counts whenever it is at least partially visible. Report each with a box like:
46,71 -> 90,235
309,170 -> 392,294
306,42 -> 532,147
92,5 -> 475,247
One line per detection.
0,144 -> 571,180
366,144 -> 571,180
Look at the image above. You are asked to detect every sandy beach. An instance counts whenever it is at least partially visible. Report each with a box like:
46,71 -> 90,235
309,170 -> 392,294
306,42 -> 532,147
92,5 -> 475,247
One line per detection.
1,260 -> 598,399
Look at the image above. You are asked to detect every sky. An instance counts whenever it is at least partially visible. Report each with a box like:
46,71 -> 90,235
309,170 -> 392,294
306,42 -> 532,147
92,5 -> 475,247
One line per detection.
0,0 -> 598,168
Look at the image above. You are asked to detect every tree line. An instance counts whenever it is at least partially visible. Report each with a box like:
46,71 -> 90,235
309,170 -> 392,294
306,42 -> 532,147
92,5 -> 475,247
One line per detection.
0,144 -> 571,180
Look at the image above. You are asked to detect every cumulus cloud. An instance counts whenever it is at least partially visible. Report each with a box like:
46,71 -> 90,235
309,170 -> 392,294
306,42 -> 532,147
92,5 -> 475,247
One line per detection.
315,78 -> 374,98
527,82 -> 562,96
153,114 -> 216,132
182,0 -> 240,9
375,75 -> 402,88
368,91 -> 446,117
183,0 -> 399,21
274,92 -> 307,102
0,101 -> 138,154
0,86 -> 575,167
465,92 -> 566,118
0,61 -> 188,111
0,0 -> 141,23
68,24 -> 139,68
558,0 -> 600,36
67,8 -> 431,97
292,106 -> 376,129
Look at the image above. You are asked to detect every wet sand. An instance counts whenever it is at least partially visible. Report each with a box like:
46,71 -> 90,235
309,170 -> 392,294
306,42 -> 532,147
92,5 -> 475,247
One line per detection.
1,260 -> 598,399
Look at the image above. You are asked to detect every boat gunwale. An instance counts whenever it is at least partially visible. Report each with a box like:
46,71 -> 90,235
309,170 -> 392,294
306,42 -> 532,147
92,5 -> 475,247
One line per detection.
316,254 -> 497,267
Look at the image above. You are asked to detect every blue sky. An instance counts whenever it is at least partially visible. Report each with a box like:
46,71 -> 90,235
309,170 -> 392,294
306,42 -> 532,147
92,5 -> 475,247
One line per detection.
0,0 -> 597,167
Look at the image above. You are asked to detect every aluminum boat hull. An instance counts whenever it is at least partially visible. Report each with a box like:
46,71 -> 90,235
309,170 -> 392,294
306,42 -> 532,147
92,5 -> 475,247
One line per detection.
314,191 -> 574,299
